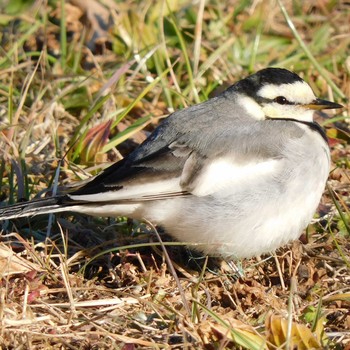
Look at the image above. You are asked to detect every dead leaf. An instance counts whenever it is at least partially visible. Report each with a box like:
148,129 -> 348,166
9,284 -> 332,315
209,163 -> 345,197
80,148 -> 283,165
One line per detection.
266,314 -> 327,349
69,0 -> 113,51
198,316 -> 267,349
0,243 -> 43,277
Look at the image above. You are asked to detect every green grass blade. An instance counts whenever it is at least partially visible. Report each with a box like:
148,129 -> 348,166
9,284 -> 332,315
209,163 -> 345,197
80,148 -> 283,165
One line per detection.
278,0 -> 345,99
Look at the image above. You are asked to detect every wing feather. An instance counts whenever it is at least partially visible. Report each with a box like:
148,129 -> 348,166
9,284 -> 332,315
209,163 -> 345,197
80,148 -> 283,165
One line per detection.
69,114 -> 304,202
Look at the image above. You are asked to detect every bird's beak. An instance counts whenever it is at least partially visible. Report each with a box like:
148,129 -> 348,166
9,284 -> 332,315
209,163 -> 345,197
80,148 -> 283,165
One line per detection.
304,98 -> 343,110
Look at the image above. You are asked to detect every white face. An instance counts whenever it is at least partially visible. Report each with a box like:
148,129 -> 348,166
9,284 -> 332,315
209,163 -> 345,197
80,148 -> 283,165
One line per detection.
257,81 -> 317,122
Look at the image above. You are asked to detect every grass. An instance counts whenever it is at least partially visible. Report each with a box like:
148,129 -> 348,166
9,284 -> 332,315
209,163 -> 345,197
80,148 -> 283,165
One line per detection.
0,0 -> 349,349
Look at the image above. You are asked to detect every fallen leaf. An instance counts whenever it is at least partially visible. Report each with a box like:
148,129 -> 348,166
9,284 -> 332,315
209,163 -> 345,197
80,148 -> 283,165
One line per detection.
0,243 -> 43,277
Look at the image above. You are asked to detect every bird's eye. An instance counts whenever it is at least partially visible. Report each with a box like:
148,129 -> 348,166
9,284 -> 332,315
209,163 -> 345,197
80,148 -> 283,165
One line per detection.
274,96 -> 288,104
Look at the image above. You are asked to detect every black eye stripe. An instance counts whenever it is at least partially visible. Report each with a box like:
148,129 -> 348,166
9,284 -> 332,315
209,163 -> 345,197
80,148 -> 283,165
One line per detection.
255,96 -> 296,105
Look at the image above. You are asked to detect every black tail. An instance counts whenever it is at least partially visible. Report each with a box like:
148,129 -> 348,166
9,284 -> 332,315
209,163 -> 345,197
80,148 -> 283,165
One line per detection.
0,195 -> 72,220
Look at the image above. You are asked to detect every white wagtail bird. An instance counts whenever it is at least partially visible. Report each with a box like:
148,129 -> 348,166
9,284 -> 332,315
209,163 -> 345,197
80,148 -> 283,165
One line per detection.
0,68 -> 343,259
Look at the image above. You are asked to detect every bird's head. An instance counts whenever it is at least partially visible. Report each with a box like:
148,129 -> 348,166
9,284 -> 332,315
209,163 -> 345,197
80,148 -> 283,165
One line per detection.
232,68 -> 343,122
